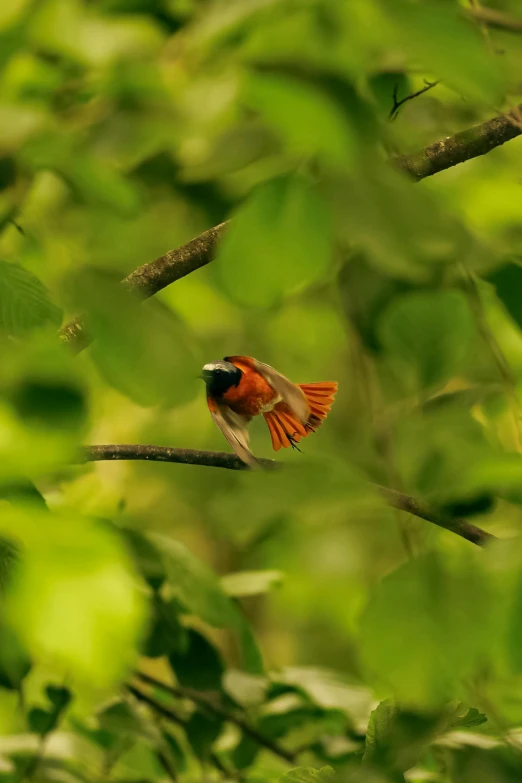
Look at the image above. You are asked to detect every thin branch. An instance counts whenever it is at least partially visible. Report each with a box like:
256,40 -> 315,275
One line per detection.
128,685 -> 239,781
466,6 -> 522,34
156,749 -> 179,783
134,671 -> 296,764
60,106 -> 522,353
82,444 -> 495,547
389,80 -> 439,121
376,485 -> 495,548
396,104 -> 522,180
83,444 -> 276,471
126,684 -> 187,727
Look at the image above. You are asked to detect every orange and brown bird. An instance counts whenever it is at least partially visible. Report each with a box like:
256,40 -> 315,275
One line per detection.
201,355 -> 337,467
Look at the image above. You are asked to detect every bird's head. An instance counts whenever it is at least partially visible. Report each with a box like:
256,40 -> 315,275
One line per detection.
200,359 -> 243,396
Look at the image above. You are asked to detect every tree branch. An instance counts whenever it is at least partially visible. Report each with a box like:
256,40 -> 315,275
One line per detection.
83,444 -> 495,547
376,485 -> 495,548
133,671 -> 296,764
127,684 -> 245,780
395,105 -> 522,180
126,684 -> 187,727
60,107 -> 522,353
83,444 -> 276,470
466,6 -> 522,34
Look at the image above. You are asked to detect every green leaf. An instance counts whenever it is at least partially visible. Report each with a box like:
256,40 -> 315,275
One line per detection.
45,685 -> 72,711
72,269 -> 199,408
28,707 -> 56,735
363,699 -> 397,765
450,707 -> 488,730
0,0 -> 31,31
385,0 -> 503,104
22,123 -> 142,217
359,551 -> 499,707
278,767 -> 334,783
154,535 -> 238,628
121,528 -> 166,592
0,618 -> 31,690
0,480 -> 48,512
28,0 -> 164,66
392,401 -> 496,504
185,710 -> 222,759
231,734 -> 259,770
28,684 -> 71,736
236,612 -> 265,676
447,745 -> 522,782
0,334 -> 87,480
97,700 -> 147,736
223,669 -> 268,707
506,572 -> 522,673
169,629 -> 223,691
330,166 -> 474,281
338,254 -> 416,353
1,508 -> 146,687
378,289 -> 475,391
221,570 -> 283,597
259,704 -> 327,741
11,377 -> 86,431
0,536 -> 19,591
141,597 -> 187,659
244,71 -> 355,166
163,730 -> 187,773
488,261 -> 522,330
0,261 -> 62,337
65,156 -> 141,216
152,535 -> 264,674
363,698 -> 445,773
215,174 -> 333,308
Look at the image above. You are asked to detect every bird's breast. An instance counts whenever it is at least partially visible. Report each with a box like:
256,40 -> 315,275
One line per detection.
221,370 -> 278,417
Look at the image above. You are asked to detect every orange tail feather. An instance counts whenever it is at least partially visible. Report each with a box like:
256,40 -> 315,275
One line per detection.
263,382 -> 338,451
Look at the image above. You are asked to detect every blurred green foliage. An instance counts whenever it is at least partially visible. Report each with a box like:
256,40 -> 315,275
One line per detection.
1,0 -> 522,781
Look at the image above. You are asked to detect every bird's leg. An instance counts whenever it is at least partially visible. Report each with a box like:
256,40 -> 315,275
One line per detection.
286,432 -> 303,452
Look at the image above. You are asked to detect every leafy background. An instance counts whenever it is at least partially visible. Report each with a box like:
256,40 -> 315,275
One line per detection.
2,0 -> 522,781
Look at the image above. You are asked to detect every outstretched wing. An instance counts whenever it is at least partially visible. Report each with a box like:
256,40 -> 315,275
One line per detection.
253,359 -> 310,424
208,398 -> 258,468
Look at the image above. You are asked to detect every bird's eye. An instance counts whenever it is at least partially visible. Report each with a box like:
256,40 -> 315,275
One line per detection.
215,369 -> 222,375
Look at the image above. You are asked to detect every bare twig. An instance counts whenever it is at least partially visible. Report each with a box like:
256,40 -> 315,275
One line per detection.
466,6 -> 522,34
82,444 -> 495,546
389,80 -> 439,120
134,671 -> 296,764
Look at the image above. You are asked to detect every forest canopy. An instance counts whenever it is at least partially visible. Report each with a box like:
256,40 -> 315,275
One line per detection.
2,1 -> 522,782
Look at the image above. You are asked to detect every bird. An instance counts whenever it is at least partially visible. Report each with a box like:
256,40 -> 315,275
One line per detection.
201,355 -> 337,468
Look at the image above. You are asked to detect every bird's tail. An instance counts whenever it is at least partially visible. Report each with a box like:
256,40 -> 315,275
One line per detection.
263,382 -> 338,451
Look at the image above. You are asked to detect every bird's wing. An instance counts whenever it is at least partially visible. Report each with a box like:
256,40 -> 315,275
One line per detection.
253,359 -> 310,424
208,398 -> 258,468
